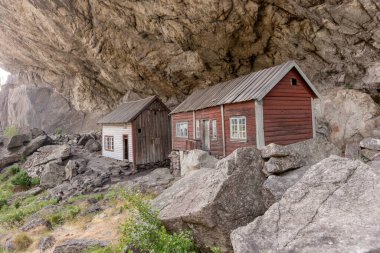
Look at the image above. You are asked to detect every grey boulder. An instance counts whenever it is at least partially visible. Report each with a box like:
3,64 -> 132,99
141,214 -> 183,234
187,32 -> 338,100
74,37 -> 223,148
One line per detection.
152,147 -> 266,252
7,134 -> 30,149
262,166 -> 310,209
40,161 -> 66,188
286,137 -> 342,166
262,153 -> 305,176
231,156 -> 380,253
124,167 -> 174,195
360,137 -> 380,151
261,143 -> 290,158
23,144 -> 71,177
180,149 -> 218,176
84,139 -> 101,152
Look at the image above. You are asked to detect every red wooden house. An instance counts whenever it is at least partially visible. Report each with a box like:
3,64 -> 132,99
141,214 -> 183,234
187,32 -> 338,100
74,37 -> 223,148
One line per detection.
170,61 -> 321,156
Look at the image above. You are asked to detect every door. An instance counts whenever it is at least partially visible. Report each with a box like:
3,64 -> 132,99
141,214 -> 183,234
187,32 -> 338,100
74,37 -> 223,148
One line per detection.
202,120 -> 210,151
123,135 -> 129,160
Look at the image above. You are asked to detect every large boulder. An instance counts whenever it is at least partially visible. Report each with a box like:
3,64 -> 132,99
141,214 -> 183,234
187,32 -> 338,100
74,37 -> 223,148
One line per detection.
6,134 -> 30,149
124,167 -> 175,195
22,134 -> 51,157
152,147 -> 266,252
180,149 -> 218,176
40,161 -> 66,188
262,153 -> 305,176
84,139 -> 101,152
0,134 -> 50,169
262,166 -> 310,209
286,137 -> 342,166
315,89 -> 380,148
23,145 -> 71,177
261,143 -> 290,158
360,137 -> 380,151
231,156 -> 380,253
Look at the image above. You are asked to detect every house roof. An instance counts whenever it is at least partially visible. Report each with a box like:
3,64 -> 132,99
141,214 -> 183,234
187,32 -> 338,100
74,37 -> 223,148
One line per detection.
98,96 -> 166,124
171,61 -> 320,114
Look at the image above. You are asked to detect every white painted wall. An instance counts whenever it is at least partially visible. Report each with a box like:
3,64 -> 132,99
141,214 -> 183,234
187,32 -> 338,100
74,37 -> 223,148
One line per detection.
102,124 -> 133,162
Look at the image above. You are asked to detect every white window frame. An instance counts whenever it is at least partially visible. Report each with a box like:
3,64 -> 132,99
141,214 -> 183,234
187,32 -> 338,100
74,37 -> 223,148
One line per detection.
176,122 -> 188,138
195,120 -> 200,140
230,116 -> 247,141
211,120 -> 217,140
104,136 -> 114,151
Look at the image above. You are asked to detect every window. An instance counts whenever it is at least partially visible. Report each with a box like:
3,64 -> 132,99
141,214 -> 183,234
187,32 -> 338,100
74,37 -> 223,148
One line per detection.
211,120 -> 217,140
230,116 -> 247,140
291,78 -> 297,86
176,122 -> 188,138
195,120 -> 200,139
104,136 -> 114,151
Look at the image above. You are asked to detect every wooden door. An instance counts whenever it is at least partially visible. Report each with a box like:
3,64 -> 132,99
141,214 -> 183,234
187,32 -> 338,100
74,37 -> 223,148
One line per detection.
123,135 -> 129,160
202,120 -> 210,151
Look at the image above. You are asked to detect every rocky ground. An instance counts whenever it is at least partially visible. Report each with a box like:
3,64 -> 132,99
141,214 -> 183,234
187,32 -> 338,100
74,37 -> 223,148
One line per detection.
0,129 -> 177,252
1,126 -> 380,252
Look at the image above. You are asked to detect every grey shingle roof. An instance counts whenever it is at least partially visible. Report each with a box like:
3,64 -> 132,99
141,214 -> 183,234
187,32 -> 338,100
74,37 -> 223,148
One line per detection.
171,61 -> 320,114
98,96 -> 159,124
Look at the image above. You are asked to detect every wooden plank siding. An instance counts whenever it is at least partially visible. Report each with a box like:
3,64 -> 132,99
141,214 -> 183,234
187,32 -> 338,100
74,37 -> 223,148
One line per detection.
132,100 -> 171,165
171,112 -> 194,150
224,101 -> 256,155
102,124 -> 133,162
194,106 -> 224,156
263,68 -> 316,145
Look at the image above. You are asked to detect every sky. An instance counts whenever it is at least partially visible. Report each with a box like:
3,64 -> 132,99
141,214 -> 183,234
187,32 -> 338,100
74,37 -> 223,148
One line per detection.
0,67 -> 10,85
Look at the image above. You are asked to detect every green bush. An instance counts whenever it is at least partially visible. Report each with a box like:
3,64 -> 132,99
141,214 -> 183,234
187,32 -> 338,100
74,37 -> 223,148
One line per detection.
9,165 -> 20,175
121,192 -> 197,253
55,127 -> 63,136
11,171 -> 32,187
31,177 -> 40,186
48,213 -> 64,226
0,199 -> 7,209
0,165 -> 20,182
4,125 -> 18,138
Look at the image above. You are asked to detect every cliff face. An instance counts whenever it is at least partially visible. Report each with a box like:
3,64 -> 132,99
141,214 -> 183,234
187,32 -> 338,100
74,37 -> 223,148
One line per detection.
0,0 -> 379,131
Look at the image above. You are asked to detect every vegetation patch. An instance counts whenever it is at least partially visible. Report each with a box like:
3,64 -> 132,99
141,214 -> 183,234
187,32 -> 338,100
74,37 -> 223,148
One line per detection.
86,191 -> 197,253
13,233 -> 33,251
4,125 -> 18,138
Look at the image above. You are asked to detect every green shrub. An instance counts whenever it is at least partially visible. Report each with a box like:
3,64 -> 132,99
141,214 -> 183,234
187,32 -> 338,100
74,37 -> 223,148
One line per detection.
11,171 -> 32,187
55,127 -> 63,136
9,165 -> 20,175
0,199 -> 7,209
0,165 -> 20,182
121,192 -> 197,253
48,213 -> 64,226
4,125 -> 18,138
13,233 -> 33,251
31,177 -> 40,186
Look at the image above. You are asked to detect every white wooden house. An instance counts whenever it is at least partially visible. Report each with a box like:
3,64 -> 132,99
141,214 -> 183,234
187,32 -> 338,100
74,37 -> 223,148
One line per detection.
97,96 -> 171,165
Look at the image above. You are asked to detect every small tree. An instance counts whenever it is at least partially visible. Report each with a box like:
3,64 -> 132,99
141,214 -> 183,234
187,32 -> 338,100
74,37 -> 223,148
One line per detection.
4,125 -> 18,138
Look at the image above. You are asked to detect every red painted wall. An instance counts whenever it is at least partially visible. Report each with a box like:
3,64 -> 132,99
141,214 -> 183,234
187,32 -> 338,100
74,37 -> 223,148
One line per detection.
171,112 -> 193,150
263,68 -> 315,145
194,106 -> 223,156
224,101 -> 256,155
171,101 -> 256,156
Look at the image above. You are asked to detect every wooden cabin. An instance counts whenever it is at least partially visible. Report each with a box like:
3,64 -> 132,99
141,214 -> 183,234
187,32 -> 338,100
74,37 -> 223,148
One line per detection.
171,61 -> 321,156
98,96 -> 171,166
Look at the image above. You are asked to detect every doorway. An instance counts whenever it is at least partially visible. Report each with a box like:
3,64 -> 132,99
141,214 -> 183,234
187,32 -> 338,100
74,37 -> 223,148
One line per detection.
202,120 -> 210,151
123,135 -> 129,160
